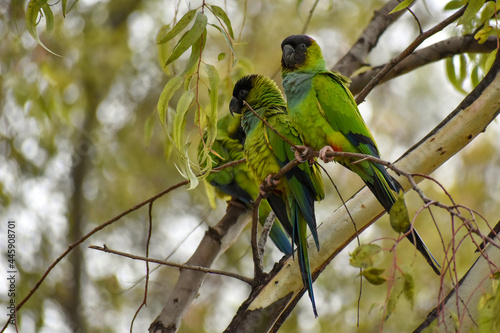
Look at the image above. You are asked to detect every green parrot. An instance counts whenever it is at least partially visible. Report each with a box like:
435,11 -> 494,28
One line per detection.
202,113 -> 292,255
280,34 -> 441,275
229,74 -> 325,316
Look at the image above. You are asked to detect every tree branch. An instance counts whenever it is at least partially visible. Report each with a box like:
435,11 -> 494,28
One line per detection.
149,202 -> 253,333
349,35 -> 498,95
355,6 -> 466,104
332,0 -> 411,77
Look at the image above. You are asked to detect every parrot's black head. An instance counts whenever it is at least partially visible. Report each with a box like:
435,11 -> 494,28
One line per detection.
230,75 -> 255,116
281,35 -> 313,69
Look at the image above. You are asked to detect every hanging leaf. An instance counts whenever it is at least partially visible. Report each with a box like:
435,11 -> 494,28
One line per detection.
144,111 -> 156,147
484,49 -> 497,73
360,267 -> 386,285
157,9 -> 197,44
402,272 -> 415,308
182,29 -> 207,75
389,0 -> 415,14
389,190 -> 411,233
26,0 -> 60,56
157,76 -> 184,128
458,0 -> 486,26
209,5 -> 234,39
173,89 -> 195,147
446,57 -> 468,94
349,244 -> 383,268
210,24 -> 236,60
165,12 -> 208,67
204,63 -> 220,149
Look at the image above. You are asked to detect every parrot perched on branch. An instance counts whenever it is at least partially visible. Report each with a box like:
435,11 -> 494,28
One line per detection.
230,74 -> 325,316
202,113 -> 292,255
280,34 -> 441,275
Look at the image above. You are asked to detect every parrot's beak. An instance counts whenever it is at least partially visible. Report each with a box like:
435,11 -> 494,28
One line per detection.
229,97 -> 241,116
282,44 -> 295,67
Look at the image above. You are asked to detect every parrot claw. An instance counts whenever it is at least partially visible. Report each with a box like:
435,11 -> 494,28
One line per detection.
319,146 -> 335,163
293,145 -> 313,163
259,174 -> 280,196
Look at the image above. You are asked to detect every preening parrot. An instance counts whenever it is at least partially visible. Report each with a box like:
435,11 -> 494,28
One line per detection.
202,113 -> 292,255
230,74 -> 325,316
280,34 -> 440,275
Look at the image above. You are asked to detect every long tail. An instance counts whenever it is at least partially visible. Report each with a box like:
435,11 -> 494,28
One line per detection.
365,164 -> 441,275
291,201 -> 317,317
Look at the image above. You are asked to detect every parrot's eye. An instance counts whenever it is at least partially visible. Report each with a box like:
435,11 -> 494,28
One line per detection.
298,43 -> 307,50
239,89 -> 249,99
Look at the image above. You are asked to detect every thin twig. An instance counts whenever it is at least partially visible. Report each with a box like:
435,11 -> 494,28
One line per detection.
251,195 -> 265,280
301,0 -> 320,34
89,245 -> 254,284
355,6 -> 466,104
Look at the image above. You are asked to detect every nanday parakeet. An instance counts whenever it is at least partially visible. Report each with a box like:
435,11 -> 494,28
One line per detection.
230,74 -> 325,316
280,34 -> 440,275
201,113 -> 292,255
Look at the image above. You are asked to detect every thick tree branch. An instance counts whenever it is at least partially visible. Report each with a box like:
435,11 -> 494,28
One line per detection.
149,202 -> 252,333
349,35 -> 498,95
355,6 -> 466,104
225,47 -> 500,333
333,0 -> 411,77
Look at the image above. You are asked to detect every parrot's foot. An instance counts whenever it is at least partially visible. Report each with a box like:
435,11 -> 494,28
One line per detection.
259,174 -> 280,196
319,146 -> 335,162
293,145 -> 313,163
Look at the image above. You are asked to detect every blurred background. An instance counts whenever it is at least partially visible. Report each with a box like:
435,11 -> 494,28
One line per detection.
1,0 -> 499,332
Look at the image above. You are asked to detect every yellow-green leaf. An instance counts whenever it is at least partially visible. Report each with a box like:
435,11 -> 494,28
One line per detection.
389,0 -> 415,14
209,5 -> 234,39
402,272 -> 415,308
157,76 -> 183,128
389,190 -> 411,233
144,111 -> 156,147
444,0 -> 466,10
484,49 -> 497,74
204,63 -> 220,148
157,9 -> 197,44
360,267 -> 386,285
26,0 -> 60,56
210,23 -> 236,60
446,57 -> 468,94
458,0 -> 486,26
173,89 -> 195,148
218,53 -> 226,61
165,12 -> 207,67
182,29 -> 206,75
349,244 -> 383,268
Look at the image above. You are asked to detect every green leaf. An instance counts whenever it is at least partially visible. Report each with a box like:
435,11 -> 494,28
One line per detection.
182,29 -> 206,75
484,49 -> 497,74
360,267 -> 386,285
402,273 -> 415,308
444,0 -> 465,10
173,89 -> 195,147
40,2 -> 54,34
389,190 -> 411,233
217,53 -> 226,61
209,5 -> 234,39
157,9 -> 197,44
157,76 -> 183,128
210,24 -> 236,60
389,0 -> 415,14
204,63 -> 220,147
349,244 -> 383,268
446,57 -> 467,94
165,12 -> 208,67
144,111 -> 156,146
26,0 -> 60,56
458,0 -> 486,26
62,0 -> 67,16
